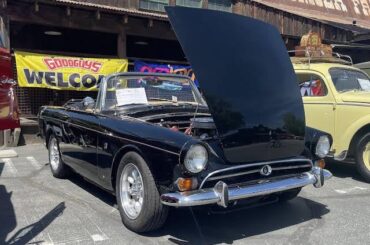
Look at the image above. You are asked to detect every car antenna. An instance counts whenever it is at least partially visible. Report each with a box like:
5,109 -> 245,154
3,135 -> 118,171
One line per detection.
189,97 -> 200,134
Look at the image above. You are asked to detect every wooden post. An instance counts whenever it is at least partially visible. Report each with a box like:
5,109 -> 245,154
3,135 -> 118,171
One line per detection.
232,0 -> 244,15
0,14 -> 10,49
202,0 -> 208,9
117,28 -> 126,58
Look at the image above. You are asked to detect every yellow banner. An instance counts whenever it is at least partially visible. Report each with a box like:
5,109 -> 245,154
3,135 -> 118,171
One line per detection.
15,51 -> 128,91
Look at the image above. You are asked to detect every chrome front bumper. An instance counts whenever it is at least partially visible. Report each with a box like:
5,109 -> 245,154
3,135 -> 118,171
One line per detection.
161,167 -> 332,207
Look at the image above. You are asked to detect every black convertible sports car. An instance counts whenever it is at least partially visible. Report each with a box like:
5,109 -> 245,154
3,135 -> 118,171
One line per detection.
38,7 -> 332,232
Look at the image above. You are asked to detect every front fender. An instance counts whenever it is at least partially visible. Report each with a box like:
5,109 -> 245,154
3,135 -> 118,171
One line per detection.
305,127 -> 333,160
337,115 -> 370,158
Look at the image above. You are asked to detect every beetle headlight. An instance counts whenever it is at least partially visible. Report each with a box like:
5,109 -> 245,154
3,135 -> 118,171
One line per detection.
315,135 -> 330,158
184,144 -> 208,173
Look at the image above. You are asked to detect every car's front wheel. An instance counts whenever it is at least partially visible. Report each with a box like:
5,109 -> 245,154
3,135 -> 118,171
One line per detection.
116,152 -> 168,233
48,134 -> 70,178
355,133 -> 370,183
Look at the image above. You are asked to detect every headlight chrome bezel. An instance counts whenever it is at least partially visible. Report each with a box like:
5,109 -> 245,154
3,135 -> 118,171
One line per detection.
183,144 -> 208,174
315,135 -> 330,158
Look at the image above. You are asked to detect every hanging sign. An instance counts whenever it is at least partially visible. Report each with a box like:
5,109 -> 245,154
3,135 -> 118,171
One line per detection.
134,61 -> 198,86
15,51 -> 128,91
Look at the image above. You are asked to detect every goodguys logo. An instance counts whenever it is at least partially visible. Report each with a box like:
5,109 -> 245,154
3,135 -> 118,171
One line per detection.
43,58 -> 103,73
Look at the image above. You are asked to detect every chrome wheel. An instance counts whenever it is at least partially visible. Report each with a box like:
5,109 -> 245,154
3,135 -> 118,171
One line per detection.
362,142 -> 370,171
120,163 -> 144,220
49,137 -> 60,171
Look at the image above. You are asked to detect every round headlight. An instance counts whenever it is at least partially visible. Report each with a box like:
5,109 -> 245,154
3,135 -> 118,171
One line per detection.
184,144 -> 208,173
315,135 -> 330,158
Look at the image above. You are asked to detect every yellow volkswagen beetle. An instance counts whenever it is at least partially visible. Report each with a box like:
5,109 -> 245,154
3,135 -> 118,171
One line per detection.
293,57 -> 370,182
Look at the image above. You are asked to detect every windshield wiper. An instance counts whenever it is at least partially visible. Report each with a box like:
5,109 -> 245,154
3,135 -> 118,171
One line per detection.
114,103 -> 148,108
149,98 -> 201,106
149,98 -> 176,102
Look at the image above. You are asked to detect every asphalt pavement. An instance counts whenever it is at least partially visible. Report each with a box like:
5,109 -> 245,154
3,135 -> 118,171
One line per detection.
1,144 -> 370,245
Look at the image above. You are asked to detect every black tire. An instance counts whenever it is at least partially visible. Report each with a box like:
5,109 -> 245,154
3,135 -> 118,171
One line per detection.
278,188 -> 301,202
116,152 -> 169,233
48,134 -> 70,178
355,133 -> 370,183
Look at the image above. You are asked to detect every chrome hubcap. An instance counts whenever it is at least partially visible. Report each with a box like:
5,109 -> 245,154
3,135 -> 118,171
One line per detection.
49,138 -> 60,170
120,163 -> 144,219
362,142 -> 370,170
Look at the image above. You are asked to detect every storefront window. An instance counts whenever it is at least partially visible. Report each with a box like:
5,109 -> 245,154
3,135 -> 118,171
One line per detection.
176,0 -> 203,8
208,0 -> 232,12
139,0 -> 169,12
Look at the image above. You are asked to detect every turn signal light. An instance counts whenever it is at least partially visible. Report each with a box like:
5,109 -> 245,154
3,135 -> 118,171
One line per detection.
176,177 -> 197,191
315,159 -> 326,169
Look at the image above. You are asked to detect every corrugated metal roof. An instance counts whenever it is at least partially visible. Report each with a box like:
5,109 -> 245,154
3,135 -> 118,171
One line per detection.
253,0 -> 370,33
54,0 -> 168,20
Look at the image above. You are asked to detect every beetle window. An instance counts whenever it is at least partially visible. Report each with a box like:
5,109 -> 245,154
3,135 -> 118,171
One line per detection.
296,73 -> 327,97
329,68 -> 370,92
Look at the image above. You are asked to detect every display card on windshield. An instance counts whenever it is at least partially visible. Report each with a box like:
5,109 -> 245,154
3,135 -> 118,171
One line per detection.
116,88 -> 148,106
358,78 -> 370,91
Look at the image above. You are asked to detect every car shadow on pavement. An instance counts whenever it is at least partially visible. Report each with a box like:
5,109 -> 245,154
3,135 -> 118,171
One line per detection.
51,169 -> 330,244
68,173 -> 117,207
4,202 -> 65,245
148,197 -> 330,244
0,184 -> 65,245
1,160 -> 65,245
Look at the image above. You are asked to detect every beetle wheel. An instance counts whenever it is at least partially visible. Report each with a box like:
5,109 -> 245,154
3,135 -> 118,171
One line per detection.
355,133 -> 370,183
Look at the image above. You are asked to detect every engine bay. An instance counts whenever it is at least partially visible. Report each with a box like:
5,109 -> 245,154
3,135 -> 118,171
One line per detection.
145,114 -> 217,139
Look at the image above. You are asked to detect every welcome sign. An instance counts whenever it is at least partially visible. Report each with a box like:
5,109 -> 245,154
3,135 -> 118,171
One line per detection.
15,51 -> 128,91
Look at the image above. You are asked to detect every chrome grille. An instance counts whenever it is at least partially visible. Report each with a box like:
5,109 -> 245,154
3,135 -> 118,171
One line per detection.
200,158 -> 313,189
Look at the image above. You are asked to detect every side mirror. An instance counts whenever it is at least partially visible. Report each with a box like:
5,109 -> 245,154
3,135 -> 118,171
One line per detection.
82,97 -> 95,110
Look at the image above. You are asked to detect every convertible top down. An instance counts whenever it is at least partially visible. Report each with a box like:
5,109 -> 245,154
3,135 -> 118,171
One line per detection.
39,7 -> 332,233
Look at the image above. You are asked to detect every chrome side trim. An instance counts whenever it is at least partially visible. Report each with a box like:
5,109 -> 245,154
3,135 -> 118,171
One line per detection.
304,102 -> 370,108
40,115 -> 180,156
199,158 -> 313,188
303,102 -> 335,106
336,103 -> 370,107
334,150 -> 348,161
161,167 -> 332,207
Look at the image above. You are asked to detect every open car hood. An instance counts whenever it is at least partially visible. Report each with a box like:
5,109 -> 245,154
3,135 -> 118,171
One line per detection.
166,7 -> 306,163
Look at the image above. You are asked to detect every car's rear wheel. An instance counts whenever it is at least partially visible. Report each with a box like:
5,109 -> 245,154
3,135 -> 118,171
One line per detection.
355,133 -> 370,183
48,134 -> 70,178
116,152 -> 168,233
278,188 -> 301,202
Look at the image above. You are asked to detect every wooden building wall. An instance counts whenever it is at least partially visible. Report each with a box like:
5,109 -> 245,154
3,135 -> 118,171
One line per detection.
0,0 -> 358,116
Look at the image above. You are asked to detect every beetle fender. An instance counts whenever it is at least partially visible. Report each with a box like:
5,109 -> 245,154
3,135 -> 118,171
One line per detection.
337,115 -> 370,159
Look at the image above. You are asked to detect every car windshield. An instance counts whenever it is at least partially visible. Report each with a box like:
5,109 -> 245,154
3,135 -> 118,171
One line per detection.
329,68 -> 370,93
99,74 -> 206,111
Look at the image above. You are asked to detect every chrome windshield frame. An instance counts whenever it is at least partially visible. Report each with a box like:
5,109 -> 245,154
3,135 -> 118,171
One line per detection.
96,72 -> 206,113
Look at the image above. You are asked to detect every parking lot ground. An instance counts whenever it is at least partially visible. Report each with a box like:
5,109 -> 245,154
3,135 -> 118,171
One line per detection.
1,144 -> 370,245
